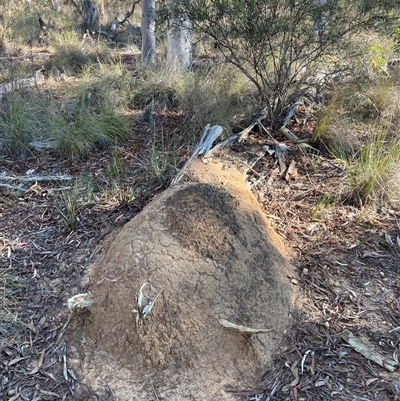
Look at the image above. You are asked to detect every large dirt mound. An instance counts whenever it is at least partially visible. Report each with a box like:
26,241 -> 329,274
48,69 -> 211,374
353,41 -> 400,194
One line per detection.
70,158 -> 297,400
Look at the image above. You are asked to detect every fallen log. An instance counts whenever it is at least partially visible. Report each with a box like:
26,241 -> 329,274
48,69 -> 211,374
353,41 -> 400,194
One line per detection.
0,70 -> 45,99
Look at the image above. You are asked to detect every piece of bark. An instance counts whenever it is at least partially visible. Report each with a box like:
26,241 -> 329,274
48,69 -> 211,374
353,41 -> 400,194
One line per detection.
341,330 -> 399,372
280,127 -> 301,142
275,143 -> 287,173
171,124 -> 223,184
218,319 -> 274,338
0,183 -> 26,192
284,159 -> 297,181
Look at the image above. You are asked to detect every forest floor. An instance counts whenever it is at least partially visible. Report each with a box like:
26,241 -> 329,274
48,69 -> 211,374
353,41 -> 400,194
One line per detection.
0,50 -> 400,401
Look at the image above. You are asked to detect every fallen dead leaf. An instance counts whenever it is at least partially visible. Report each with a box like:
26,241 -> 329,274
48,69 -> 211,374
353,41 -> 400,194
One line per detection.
27,348 -> 45,375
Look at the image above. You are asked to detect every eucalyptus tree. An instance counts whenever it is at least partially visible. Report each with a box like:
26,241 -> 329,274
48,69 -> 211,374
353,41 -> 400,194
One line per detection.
68,0 -> 99,33
141,0 -> 156,65
82,0 -> 99,33
166,1 -> 192,69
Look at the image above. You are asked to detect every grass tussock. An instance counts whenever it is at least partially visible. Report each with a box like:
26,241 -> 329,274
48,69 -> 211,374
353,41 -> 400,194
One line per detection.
0,267 -> 28,337
0,85 -> 128,158
335,133 -> 400,207
102,151 -> 136,205
314,29 -> 400,209
60,185 -> 80,232
0,92 -> 54,154
56,110 -> 128,158
315,77 -> 400,207
49,31 -> 94,75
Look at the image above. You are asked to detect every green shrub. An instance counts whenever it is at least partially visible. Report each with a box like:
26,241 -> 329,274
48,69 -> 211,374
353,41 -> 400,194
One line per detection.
167,0 -> 399,127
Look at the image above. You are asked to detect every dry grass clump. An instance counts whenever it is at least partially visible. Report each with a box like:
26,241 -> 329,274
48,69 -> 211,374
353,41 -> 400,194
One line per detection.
314,30 -> 400,208
0,92 -> 50,155
176,63 -> 256,130
336,132 -> 400,207
129,62 -> 257,187
49,31 -> 99,75
315,77 -> 400,207
132,62 -> 256,134
0,253 -> 28,337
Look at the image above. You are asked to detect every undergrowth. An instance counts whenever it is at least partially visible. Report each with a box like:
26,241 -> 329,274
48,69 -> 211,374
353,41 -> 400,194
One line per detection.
335,133 -> 400,207
102,151 -> 136,205
315,76 -> 400,207
132,62 -> 255,134
0,264 -> 28,337
0,75 -> 129,158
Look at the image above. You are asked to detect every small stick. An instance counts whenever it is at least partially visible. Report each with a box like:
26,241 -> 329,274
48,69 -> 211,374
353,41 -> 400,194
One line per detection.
149,376 -> 160,401
264,378 -> 280,401
62,343 -> 68,381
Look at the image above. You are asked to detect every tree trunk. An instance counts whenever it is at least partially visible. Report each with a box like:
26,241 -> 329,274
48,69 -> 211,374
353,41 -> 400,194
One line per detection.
82,0 -> 99,33
313,0 -> 327,42
141,0 -> 156,66
50,0 -> 61,12
167,16 -> 192,69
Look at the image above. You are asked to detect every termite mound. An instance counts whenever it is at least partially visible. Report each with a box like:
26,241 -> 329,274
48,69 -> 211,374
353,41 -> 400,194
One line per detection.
69,157 -> 297,401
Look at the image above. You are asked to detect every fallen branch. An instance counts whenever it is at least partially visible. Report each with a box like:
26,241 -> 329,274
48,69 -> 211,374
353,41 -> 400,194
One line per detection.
341,330 -> 399,372
280,127 -> 301,142
218,318 -> 274,338
275,143 -> 288,173
29,141 -> 57,150
0,174 -> 73,182
96,0 -> 140,43
265,378 -> 280,401
257,118 -> 274,140
110,0 -> 140,31
239,116 -> 274,142
0,183 -> 27,192
282,103 -> 298,129
0,70 -> 45,99
171,124 -> 223,184
284,159 -> 297,181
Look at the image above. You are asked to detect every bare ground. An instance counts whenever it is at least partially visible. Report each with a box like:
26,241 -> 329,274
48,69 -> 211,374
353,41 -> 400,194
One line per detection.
1,59 -> 400,401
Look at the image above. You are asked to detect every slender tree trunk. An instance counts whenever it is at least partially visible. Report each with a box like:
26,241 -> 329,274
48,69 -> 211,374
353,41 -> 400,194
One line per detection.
313,0 -> 327,43
141,0 -> 156,66
167,16 -> 192,69
50,0 -> 61,12
82,0 -> 99,33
